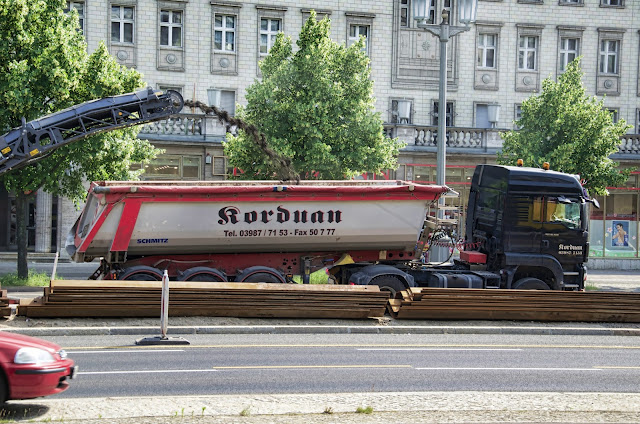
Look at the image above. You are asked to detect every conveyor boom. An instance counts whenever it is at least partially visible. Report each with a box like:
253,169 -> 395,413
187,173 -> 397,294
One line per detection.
0,88 -> 183,176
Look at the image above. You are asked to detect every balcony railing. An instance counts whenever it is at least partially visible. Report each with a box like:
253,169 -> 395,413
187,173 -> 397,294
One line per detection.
619,134 -> 640,155
138,113 -> 235,141
385,124 -> 640,156
384,124 -> 503,152
138,115 -> 640,156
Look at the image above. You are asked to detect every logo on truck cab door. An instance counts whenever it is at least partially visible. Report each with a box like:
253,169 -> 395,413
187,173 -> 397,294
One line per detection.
217,205 -> 343,225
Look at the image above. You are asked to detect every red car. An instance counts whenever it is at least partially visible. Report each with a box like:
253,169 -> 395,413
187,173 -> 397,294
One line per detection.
0,331 -> 76,402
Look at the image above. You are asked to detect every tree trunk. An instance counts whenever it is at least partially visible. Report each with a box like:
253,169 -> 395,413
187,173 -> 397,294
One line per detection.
16,192 -> 29,279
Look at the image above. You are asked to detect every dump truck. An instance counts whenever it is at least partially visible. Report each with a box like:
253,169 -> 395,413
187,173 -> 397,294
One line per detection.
65,164 -> 596,294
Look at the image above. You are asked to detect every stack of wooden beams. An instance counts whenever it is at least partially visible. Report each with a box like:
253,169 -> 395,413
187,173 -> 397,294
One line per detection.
18,280 -> 390,319
388,287 -> 640,322
0,288 -> 11,317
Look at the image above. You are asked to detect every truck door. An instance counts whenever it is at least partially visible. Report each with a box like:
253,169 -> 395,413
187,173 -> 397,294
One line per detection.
541,196 -> 585,264
504,195 -> 541,254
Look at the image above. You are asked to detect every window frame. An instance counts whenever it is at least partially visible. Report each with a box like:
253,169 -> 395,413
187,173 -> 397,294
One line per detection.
214,14 -> 236,52
477,32 -> 497,69
518,35 -> 538,71
65,1 -> 85,33
259,17 -> 281,56
432,100 -> 455,127
160,9 -> 183,48
111,5 -> 135,44
599,39 -> 620,74
559,37 -> 579,72
348,24 -> 370,55
390,98 -> 414,124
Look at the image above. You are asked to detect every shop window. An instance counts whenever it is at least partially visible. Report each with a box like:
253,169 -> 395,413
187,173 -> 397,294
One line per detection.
141,155 -> 201,180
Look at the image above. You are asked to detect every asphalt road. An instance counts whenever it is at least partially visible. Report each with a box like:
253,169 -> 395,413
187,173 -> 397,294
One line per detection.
43,332 -> 640,398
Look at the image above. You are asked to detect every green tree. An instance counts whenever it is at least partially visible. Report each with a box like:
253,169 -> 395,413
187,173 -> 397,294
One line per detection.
224,12 -> 402,180
0,0 -> 160,278
498,58 -> 631,196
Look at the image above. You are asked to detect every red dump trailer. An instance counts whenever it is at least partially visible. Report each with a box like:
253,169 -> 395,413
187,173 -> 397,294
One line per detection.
66,180 -> 447,288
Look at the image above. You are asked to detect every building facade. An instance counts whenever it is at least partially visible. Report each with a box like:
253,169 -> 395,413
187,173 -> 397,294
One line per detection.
1,0 -> 639,268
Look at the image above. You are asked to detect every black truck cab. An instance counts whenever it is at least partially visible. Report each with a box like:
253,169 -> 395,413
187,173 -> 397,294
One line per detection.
465,164 -> 592,290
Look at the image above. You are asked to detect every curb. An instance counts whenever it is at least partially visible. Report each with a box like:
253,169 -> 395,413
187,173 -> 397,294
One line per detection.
3,324 -> 640,337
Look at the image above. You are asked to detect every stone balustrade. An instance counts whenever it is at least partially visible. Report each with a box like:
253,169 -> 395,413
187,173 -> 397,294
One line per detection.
138,115 -> 640,156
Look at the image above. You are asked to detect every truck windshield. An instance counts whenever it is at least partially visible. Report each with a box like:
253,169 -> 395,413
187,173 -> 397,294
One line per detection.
546,198 -> 581,230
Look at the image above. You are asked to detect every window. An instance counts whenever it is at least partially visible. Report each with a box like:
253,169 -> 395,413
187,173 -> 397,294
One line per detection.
214,15 -> 236,52
560,0 -> 582,3
432,101 -> 454,127
477,33 -> 496,68
518,36 -> 538,70
601,0 -> 623,5
559,38 -> 579,71
348,24 -> 369,54
599,40 -> 619,74
158,85 -> 182,95
208,89 -> 236,116
514,104 -> 522,129
141,155 -> 201,180
111,6 -> 134,44
391,99 -> 413,124
404,0 -> 437,26
607,108 -> 619,123
259,18 -> 280,55
65,1 -> 85,32
400,0 -> 409,27
160,10 -> 182,47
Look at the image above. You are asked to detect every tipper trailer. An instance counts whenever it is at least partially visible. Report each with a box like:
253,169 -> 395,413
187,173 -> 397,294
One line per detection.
66,164 -> 596,294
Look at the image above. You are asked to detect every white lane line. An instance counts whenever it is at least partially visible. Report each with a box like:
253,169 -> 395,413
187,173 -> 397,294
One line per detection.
357,348 -> 523,351
70,350 -> 185,354
80,369 -> 218,375
415,367 -> 602,371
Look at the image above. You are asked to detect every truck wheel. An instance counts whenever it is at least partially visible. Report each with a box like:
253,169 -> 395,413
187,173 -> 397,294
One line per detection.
369,275 -> 406,299
119,266 -> 163,281
235,266 -> 286,283
180,267 -> 227,282
513,277 -> 550,290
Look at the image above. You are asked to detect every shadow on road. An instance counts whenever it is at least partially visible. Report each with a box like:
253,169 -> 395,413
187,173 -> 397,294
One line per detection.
0,403 -> 50,421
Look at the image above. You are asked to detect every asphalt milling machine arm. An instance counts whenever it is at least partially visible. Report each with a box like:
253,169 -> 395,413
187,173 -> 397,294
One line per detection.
0,88 -> 184,176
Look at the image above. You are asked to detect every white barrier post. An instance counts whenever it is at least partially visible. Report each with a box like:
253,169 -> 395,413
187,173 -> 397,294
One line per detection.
135,270 -> 189,345
160,270 -> 169,339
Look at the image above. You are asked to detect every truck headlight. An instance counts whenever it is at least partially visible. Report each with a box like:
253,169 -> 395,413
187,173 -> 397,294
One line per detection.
14,347 -> 56,364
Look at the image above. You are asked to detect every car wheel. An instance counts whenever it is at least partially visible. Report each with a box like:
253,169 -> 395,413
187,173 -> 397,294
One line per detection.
0,370 -> 8,404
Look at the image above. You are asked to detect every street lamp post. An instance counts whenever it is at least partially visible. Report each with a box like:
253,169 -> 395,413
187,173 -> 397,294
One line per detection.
414,0 -> 478,263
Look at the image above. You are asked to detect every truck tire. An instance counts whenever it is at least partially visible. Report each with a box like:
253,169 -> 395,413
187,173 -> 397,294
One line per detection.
119,266 -> 163,281
179,267 -> 227,282
235,266 -> 286,284
513,277 -> 550,290
369,275 -> 406,299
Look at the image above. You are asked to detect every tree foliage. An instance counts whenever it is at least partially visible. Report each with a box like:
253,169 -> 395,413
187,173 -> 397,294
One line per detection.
497,58 -> 631,196
0,0 -> 160,276
224,12 -> 402,180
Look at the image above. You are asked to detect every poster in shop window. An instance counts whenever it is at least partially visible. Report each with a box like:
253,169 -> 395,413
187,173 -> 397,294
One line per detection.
611,221 -> 629,247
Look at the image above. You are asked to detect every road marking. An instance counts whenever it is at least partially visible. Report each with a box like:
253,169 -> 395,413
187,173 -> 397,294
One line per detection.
80,369 -> 219,375
65,344 -> 640,350
415,367 -> 602,371
595,366 -> 640,369
71,349 -> 185,354
212,365 -> 413,370
357,348 -> 523,351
